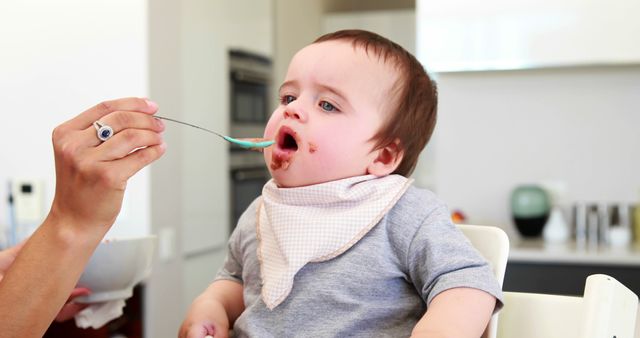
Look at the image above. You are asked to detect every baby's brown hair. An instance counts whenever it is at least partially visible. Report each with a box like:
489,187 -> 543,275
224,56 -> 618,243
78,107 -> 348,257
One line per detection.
314,30 -> 438,177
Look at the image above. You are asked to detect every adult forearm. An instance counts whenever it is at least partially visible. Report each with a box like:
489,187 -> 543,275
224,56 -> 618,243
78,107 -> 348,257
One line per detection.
0,213 -> 107,337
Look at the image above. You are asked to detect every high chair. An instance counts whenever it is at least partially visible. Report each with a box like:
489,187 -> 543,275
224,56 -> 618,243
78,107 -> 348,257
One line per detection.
457,224 -> 510,338
497,274 -> 639,338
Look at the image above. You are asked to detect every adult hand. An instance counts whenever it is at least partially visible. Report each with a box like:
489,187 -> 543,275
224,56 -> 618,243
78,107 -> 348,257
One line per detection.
48,97 -> 166,234
0,97 -> 167,338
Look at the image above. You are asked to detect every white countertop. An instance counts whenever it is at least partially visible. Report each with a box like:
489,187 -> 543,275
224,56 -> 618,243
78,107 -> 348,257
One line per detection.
509,239 -> 640,266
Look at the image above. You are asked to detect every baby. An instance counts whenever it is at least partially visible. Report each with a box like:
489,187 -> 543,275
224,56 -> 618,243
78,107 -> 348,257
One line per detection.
180,30 -> 502,338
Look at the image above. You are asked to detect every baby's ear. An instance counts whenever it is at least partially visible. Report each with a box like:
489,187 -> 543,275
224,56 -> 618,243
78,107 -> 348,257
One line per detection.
366,139 -> 404,176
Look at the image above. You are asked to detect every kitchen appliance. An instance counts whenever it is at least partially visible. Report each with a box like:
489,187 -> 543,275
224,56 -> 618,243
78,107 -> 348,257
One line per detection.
228,50 -> 272,232
229,49 -> 271,128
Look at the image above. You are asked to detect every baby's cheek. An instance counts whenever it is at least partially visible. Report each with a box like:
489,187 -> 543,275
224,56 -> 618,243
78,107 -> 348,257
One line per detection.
307,141 -> 340,169
263,110 -> 281,139
263,122 -> 276,139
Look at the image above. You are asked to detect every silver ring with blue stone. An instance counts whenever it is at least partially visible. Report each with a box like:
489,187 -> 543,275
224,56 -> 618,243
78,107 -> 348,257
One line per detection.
93,121 -> 114,142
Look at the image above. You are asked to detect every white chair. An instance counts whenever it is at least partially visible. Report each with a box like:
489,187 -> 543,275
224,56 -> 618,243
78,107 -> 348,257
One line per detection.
458,224 -> 510,338
497,274 -> 639,338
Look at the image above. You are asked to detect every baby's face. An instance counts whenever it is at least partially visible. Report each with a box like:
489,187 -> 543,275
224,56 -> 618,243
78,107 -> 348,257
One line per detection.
263,40 -> 399,187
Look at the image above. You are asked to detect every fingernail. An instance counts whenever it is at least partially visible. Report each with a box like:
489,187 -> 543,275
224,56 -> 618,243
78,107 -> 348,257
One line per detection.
156,117 -> 165,129
145,99 -> 158,110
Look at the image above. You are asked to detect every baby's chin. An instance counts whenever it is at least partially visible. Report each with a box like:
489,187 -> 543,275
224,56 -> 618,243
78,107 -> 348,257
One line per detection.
270,173 -> 306,188
269,171 -> 341,188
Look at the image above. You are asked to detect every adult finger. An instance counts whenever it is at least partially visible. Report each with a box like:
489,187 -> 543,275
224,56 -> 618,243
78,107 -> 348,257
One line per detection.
93,129 -> 164,161
55,302 -> 90,322
3,240 -> 25,259
64,97 -> 158,130
107,143 -> 167,181
68,287 -> 91,299
80,111 -> 165,148
54,287 -> 92,322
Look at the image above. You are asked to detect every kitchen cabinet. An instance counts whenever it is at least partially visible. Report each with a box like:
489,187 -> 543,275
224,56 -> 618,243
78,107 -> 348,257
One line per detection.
322,9 -> 416,55
505,240 -> 640,296
416,0 -> 640,72
177,0 -> 274,320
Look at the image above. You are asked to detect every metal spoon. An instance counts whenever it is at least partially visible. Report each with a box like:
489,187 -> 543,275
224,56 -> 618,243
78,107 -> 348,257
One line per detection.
154,116 -> 274,149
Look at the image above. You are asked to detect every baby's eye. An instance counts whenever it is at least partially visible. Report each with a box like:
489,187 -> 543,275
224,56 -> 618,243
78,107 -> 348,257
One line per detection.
320,101 -> 337,112
281,95 -> 296,105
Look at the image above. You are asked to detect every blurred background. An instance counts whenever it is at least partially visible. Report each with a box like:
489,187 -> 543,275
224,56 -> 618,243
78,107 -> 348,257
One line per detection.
1,0 -> 638,337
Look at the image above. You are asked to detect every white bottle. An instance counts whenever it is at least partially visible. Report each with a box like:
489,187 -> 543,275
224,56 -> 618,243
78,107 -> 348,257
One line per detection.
609,203 -> 632,248
543,206 -> 570,243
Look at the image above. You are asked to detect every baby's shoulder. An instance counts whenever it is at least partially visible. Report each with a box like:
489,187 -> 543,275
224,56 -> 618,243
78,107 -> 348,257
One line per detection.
387,185 -> 451,228
384,185 -> 456,249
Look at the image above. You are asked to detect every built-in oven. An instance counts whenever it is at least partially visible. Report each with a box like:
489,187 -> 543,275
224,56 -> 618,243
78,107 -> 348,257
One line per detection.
228,50 -> 272,233
229,49 -> 271,125
229,154 -> 269,229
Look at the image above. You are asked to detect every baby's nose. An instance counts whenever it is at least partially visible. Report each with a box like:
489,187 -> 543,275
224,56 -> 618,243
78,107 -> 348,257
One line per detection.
284,110 -> 300,119
283,109 -> 307,122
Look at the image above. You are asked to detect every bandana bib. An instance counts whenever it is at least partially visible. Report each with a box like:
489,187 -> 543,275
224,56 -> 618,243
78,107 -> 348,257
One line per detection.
256,174 -> 412,309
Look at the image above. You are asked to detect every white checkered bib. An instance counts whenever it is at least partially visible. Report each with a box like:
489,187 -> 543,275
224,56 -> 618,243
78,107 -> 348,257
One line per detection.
257,174 -> 412,309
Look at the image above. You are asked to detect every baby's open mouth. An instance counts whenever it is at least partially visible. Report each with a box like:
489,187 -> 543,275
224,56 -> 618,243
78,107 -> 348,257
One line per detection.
276,126 -> 299,152
271,126 -> 299,171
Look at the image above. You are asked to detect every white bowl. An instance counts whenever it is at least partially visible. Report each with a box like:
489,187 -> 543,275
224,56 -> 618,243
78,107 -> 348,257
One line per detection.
75,235 -> 156,303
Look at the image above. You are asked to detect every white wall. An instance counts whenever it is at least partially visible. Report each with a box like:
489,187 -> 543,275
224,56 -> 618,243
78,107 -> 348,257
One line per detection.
322,9 -> 416,55
427,67 -> 640,233
0,0 -> 150,242
273,0 -> 326,100
417,0 -> 640,71
416,0 -> 640,233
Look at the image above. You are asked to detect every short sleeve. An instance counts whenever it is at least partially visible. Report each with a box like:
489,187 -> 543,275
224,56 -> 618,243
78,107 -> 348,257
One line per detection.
215,225 -> 244,284
406,206 -> 504,311
215,198 -> 262,285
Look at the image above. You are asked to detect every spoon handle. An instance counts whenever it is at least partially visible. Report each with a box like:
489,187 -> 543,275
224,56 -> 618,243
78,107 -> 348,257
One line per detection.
155,116 -> 274,149
154,116 -> 225,138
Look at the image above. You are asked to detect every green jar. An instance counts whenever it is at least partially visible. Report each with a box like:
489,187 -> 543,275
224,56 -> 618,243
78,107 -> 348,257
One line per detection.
511,185 -> 551,237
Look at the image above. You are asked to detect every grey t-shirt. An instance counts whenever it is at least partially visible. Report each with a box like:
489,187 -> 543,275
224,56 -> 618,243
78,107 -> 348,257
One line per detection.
217,185 -> 503,337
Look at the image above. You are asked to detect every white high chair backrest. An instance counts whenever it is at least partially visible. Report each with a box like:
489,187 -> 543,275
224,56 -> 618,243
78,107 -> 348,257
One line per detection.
457,224 -> 510,338
497,274 -> 639,338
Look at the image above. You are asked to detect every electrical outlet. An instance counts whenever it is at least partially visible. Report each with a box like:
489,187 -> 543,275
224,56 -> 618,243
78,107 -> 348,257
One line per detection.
158,227 -> 175,262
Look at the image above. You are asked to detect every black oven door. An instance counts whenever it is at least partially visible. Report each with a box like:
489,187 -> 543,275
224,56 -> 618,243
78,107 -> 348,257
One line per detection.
231,71 -> 269,124
230,167 -> 270,232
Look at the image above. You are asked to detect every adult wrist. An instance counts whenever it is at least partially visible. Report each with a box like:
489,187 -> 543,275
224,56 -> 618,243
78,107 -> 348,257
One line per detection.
42,207 -> 107,251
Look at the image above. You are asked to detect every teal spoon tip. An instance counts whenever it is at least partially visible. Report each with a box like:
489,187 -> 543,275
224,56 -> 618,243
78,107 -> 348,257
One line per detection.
223,136 -> 275,149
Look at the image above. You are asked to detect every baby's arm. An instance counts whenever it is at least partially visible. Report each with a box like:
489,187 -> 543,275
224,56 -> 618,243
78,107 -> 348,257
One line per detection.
179,280 -> 245,338
410,287 -> 496,338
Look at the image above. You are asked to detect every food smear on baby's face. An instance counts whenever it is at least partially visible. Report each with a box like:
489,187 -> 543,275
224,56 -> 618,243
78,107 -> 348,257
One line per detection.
308,142 -> 317,154
270,153 -> 291,170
